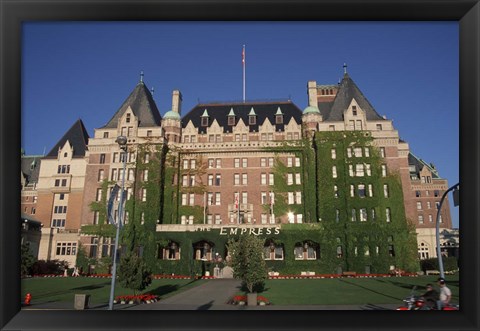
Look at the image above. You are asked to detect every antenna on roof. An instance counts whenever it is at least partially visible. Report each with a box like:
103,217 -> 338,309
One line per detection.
140,70 -> 144,83
151,87 -> 155,96
343,63 -> 348,74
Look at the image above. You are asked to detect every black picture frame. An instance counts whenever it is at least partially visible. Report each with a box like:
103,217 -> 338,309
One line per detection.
1,1 -> 479,330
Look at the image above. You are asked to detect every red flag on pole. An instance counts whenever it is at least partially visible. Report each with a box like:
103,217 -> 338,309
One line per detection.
235,194 -> 239,209
242,46 -> 245,64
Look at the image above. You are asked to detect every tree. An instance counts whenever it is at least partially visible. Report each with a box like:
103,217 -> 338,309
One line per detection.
21,243 -> 36,276
117,253 -> 152,296
227,235 -> 267,293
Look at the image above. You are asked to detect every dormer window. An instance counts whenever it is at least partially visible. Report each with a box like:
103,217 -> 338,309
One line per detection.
275,115 -> 283,124
126,113 -> 131,123
352,106 -> 357,116
249,116 -> 256,125
201,117 -> 209,126
228,116 -> 235,126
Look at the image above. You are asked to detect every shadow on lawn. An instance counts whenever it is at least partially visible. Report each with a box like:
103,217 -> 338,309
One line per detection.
148,278 -> 203,298
339,279 -> 402,301
72,283 -> 110,291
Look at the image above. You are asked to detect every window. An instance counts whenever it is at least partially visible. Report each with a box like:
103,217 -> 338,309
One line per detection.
358,184 -> 366,197
261,192 -> 267,204
234,174 -> 240,185
434,190 -> 439,197
332,166 -> 337,178
295,192 -> 302,204
260,158 -> 266,167
381,164 -> 387,177
364,147 -> 370,157
242,158 -> 248,167
267,133 -> 273,141
276,115 -> 283,124
287,157 -> 293,167
208,159 -> 214,168
350,185 -> 355,197
242,174 -> 247,185
331,149 -> 336,159
56,242 -> 77,256
269,174 -> 274,185
143,169 -> 148,181
181,194 -> 188,206
376,124 -> 383,131
264,243 -> 284,260
295,173 -> 301,185
384,184 -> 389,198
353,147 -> 362,157
380,147 -> 385,158
144,153 -> 150,163
111,169 -> 118,181
288,192 -> 294,205
215,193 -> 221,205
228,116 -> 235,126
269,158 -> 274,167
103,132 -> 109,138
329,125 -> 335,131
96,188 -> 102,201
201,117 -> 208,126
52,219 -> 66,228
98,169 -> 104,181
351,209 -> 357,221
418,215 -> 424,224
386,208 -> 391,222
182,175 -> 188,187
241,192 -> 247,204
355,164 -> 364,177
190,159 -> 196,169
352,106 -> 357,116
416,191 -> 421,197
287,174 -> 293,185
295,157 -> 301,167
215,174 -> 221,186
61,179 -> 67,186
368,184 -> 373,197
249,116 -> 256,125
207,193 -> 213,205
141,188 -> 147,201
417,202 -> 422,210
207,174 -> 213,186
93,211 -> 99,225
371,208 -> 376,221
128,168 -> 135,181
183,159 -> 189,170
360,208 -> 367,222
100,154 -> 106,164
216,159 -> 221,168
427,201 -> 431,209
347,148 -> 352,158
335,209 -> 340,222
349,164 -> 354,177
234,158 -> 240,168
189,194 -> 195,206
334,185 -> 339,198
428,214 -> 433,223
366,164 -> 371,176
261,173 -> 267,185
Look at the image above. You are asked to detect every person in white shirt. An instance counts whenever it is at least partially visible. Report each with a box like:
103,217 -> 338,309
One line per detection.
437,277 -> 452,310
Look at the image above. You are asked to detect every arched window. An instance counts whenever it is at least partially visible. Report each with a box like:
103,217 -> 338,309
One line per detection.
294,241 -> 319,260
264,240 -> 284,260
158,241 -> 180,260
193,241 -> 214,261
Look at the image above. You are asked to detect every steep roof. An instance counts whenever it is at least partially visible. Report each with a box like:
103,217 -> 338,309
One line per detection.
45,119 -> 89,158
182,100 -> 303,134
103,82 -> 161,128
21,155 -> 42,185
320,73 -> 384,122
408,153 -> 441,179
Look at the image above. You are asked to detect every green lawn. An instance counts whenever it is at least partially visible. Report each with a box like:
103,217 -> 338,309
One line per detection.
259,275 -> 459,305
21,277 -> 205,305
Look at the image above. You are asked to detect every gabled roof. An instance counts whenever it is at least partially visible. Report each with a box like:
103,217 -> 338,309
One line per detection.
103,82 -> 161,128
182,100 -> 302,134
408,153 -> 441,179
320,73 -> 384,122
45,119 -> 89,158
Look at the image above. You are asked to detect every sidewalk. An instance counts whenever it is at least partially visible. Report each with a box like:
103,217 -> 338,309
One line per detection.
22,279 -> 399,311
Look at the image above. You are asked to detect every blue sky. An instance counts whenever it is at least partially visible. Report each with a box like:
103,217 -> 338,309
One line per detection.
22,22 -> 459,227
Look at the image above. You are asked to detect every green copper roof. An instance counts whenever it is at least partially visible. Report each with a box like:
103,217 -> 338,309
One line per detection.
164,110 -> 181,120
303,105 -> 321,114
228,108 -> 235,116
201,109 -> 209,117
275,107 -> 283,115
248,107 -> 256,116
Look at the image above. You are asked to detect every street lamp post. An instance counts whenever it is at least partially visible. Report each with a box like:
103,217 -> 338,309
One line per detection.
108,136 -> 128,310
436,183 -> 459,279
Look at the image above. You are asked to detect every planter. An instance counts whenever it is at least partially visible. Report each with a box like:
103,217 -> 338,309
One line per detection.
247,293 -> 257,306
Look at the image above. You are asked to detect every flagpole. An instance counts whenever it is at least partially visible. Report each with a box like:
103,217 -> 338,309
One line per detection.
242,45 -> 246,103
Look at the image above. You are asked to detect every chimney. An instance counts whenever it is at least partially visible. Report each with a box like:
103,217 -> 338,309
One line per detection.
307,81 -> 318,107
172,90 -> 182,115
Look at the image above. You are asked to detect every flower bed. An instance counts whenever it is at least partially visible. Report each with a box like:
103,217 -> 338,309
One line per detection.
114,294 -> 159,304
230,295 -> 270,305
152,274 -> 191,280
268,273 -> 418,279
